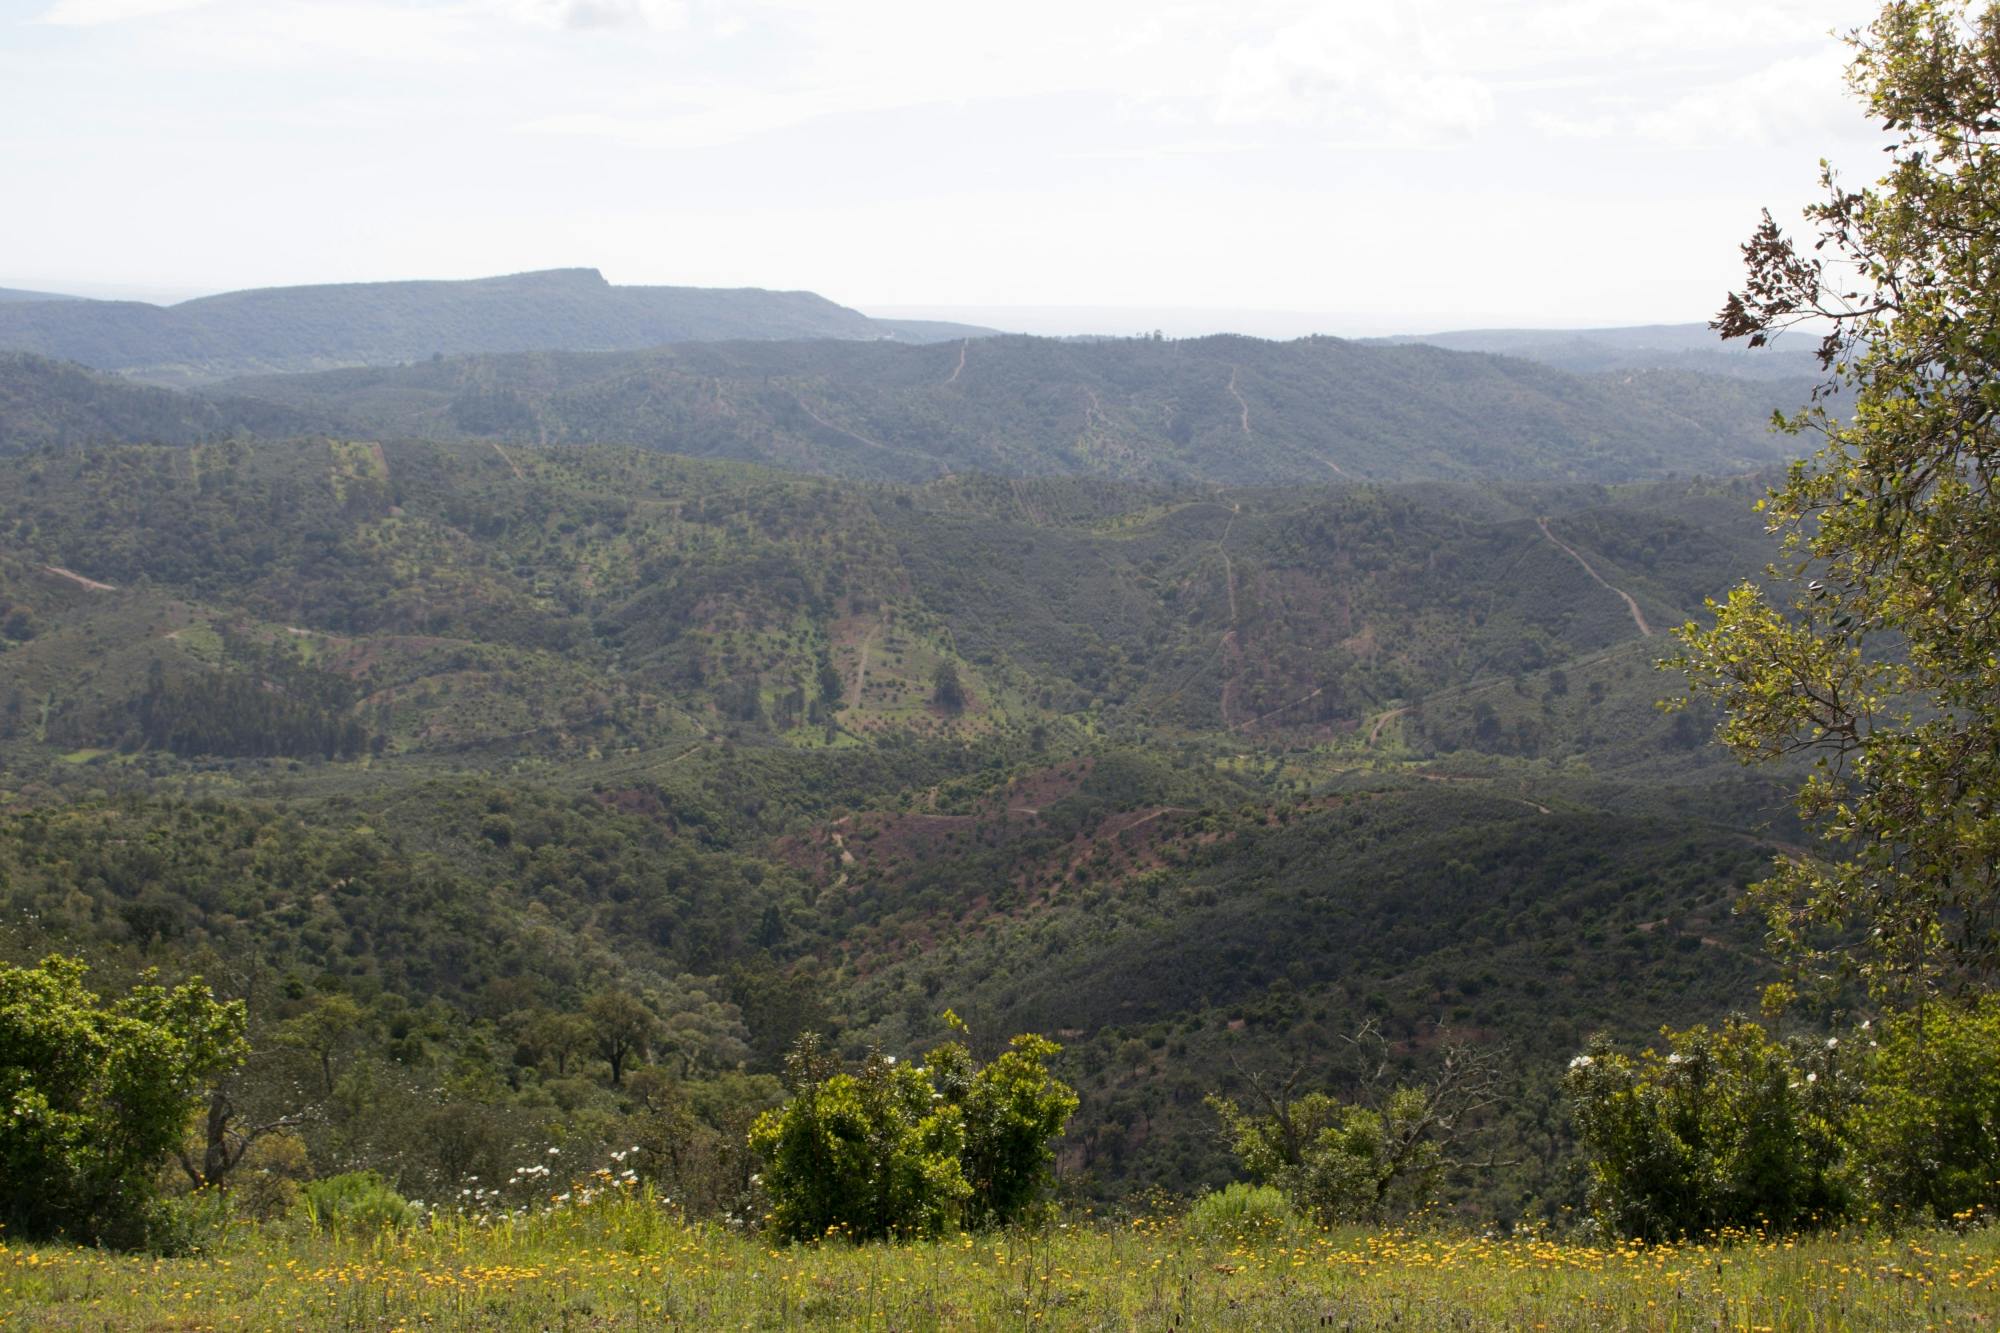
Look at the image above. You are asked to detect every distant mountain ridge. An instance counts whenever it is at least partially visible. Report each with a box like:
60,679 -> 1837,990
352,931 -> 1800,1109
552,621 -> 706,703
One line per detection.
1371,322 -> 1823,381
212,332 -> 1814,486
0,287 -> 78,304
0,268 -> 987,387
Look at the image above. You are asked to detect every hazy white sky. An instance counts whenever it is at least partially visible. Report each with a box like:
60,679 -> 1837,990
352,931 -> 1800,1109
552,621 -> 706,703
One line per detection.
0,0 -> 1884,333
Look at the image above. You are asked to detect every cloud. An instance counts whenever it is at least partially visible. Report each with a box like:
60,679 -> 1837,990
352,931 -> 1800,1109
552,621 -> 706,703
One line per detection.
38,0 -> 216,24
1638,48 -> 1856,147
1210,7 -> 1494,143
512,0 -> 687,31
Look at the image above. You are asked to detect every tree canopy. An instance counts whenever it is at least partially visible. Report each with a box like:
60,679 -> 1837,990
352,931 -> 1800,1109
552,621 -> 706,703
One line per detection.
1682,0 -> 2000,1008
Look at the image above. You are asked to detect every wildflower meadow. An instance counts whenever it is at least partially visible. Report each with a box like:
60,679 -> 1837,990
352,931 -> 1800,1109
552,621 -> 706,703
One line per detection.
3,1169 -> 1998,1331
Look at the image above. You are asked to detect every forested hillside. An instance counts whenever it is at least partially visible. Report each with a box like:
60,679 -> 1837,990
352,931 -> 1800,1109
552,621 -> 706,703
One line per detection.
0,434 -> 1795,1213
0,353 -> 331,450
0,269 -> 977,387
212,334 -> 1811,484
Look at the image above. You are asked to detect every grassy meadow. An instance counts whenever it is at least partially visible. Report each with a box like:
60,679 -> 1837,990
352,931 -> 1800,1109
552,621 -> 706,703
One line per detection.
3,1189 -> 1997,1331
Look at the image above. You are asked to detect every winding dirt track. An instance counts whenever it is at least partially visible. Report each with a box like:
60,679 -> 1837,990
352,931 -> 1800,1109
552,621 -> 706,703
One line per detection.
490,440 -> 525,481
43,566 -> 115,592
1236,684 -> 1324,732
1366,705 -> 1410,745
1536,516 -> 1653,637
945,340 -> 967,385
1227,367 -> 1251,435
799,398 -> 899,457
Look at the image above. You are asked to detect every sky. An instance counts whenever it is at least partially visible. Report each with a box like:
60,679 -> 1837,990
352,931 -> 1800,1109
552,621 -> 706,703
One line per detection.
0,0 -> 1886,335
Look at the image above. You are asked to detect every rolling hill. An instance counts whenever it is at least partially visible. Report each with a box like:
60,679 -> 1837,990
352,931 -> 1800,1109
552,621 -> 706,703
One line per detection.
0,432 -> 1796,1212
0,287 -> 77,304
0,351 -> 332,450
1373,322 -> 1824,380
212,333 -> 1814,485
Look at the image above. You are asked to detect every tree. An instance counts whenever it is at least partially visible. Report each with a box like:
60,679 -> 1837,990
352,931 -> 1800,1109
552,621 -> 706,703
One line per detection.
0,955 -> 246,1247
1207,1026 -> 1505,1227
519,1008 -> 594,1077
275,992 -> 366,1096
176,1088 -> 303,1193
653,975 -> 753,1078
930,1021 -> 1078,1229
931,661 -> 966,714
1679,0 -> 2000,1007
585,989 -> 657,1086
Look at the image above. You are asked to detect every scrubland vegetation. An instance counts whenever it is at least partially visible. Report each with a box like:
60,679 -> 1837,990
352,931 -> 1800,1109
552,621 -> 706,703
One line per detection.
11,3 -> 2000,1328
4,1192 -> 1998,1330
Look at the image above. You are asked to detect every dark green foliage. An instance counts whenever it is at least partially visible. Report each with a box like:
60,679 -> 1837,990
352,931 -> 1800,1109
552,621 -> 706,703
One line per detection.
748,1030 -> 1076,1241
945,1030 -> 1078,1228
0,955 -> 246,1248
0,434 -> 1810,1219
1564,1021 -> 1850,1240
131,659 -> 366,760
931,661 -> 966,714
1848,996 -> 2000,1225
748,1036 -> 971,1242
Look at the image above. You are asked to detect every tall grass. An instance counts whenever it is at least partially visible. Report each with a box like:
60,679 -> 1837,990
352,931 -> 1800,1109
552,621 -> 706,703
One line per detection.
3,1189 -> 1997,1330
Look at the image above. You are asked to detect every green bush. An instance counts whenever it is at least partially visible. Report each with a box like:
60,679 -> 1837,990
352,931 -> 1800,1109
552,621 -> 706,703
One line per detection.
1187,1183 -> 1294,1240
0,955 -> 246,1249
1847,995 -> 2000,1226
748,1044 -> 968,1242
949,1033 -> 1079,1229
748,1027 -> 1076,1243
1564,1020 -> 1849,1240
300,1171 -> 417,1233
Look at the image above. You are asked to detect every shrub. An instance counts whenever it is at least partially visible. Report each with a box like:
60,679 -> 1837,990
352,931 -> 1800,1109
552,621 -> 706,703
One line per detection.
1847,995 -> 2000,1225
231,1132 -> 312,1222
0,955 -> 246,1249
748,1026 -> 1076,1242
950,1033 -> 1079,1229
1208,1038 -> 1502,1227
1187,1183 -> 1294,1240
1564,1020 -> 1850,1240
300,1171 -> 417,1233
748,1044 -> 968,1242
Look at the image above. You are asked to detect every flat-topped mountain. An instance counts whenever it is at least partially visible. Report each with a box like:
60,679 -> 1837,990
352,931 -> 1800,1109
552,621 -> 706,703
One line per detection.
0,268 -> 981,387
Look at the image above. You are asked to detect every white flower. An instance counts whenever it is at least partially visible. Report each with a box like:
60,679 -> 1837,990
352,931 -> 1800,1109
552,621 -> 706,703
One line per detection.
1806,1071 -> 1818,1083
1568,1054 -> 1593,1071
1825,1037 -> 1839,1050
548,1147 -> 561,1155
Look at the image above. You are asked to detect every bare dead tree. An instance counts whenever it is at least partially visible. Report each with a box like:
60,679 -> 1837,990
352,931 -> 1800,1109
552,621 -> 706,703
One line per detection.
177,1089 -> 304,1191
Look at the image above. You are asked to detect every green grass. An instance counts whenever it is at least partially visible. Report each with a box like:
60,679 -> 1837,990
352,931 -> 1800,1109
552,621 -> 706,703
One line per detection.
4,1191 -> 1997,1330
